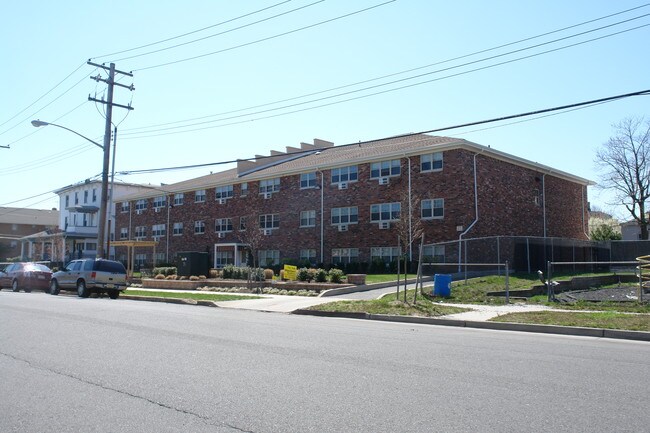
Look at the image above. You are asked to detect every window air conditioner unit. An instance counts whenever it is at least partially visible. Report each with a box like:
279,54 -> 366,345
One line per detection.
379,221 -> 390,229
217,232 -> 225,239
338,182 -> 348,190
338,224 -> 348,232
136,210 -> 142,215
218,198 -> 226,204
264,192 -> 272,199
263,229 -> 272,236
378,177 -> 390,185
155,207 -> 160,213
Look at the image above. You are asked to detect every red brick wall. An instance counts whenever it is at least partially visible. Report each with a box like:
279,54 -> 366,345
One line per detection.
115,149 -> 589,265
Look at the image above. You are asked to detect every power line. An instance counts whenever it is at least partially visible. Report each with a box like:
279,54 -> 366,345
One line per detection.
91,0 -> 293,59
120,3 -> 650,134
133,0 -> 396,71
120,22 -> 650,140
115,89 -> 650,175
109,0 -> 325,63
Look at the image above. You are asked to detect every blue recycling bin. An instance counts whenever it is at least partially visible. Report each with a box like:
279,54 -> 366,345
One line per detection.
433,274 -> 452,297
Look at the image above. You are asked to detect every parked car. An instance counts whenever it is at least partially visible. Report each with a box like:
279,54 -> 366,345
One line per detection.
0,262 -> 52,293
50,259 -> 127,299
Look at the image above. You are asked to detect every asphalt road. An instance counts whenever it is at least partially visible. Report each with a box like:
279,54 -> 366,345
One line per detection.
1,291 -> 649,433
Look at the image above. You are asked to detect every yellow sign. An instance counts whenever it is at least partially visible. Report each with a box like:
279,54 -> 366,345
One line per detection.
283,264 -> 297,281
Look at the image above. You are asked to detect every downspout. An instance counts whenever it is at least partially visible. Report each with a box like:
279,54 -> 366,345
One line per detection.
582,185 -> 589,239
542,174 -> 547,238
318,169 -> 324,264
458,152 -> 482,271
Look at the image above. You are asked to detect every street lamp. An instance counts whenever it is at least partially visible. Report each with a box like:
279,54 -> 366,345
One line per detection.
32,119 -> 111,259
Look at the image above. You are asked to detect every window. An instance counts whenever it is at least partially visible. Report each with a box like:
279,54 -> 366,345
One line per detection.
215,218 -> 233,232
423,245 -> 445,263
259,250 -> 280,266
300,249 -> 317,265
370,202 -> 401,222
194,221 -> 205,234
332,248 -> 359,264
92,188 -> 97,202
85,242 -> 97,251
300,172 -> 317,189
173,222 -> 183,236
152,224 -> 166,238
370,159 -> 400,178
135,253 -> 147,267
331,165 -> 358,184
65,195 -> 69,207
260,178 -> 280,194
121,202 -> 130,213
259,214 -> 280,230
120,227 -> 128,240
331,207 -> 358,225
239,216 -> 247,231
421,152 -> 443,172
215,251 -> 234,267
421,199 -> 444,219
135,226 -> 147,239
300,210 -> 316,227
173,193 -> 184,206
135,199 -> 147,211
240,182 -> 249,197
215,185 -> 234,199
154,252 -> 166,264
153,196 -> 166,208
74,192 -> 79,205
84,190 -> 88,203
371,247 -> 401,263
195,189 -> 206,203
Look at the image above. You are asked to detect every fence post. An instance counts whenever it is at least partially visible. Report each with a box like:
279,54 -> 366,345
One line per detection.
505,260 -> 510,304
546,260 -> 553,302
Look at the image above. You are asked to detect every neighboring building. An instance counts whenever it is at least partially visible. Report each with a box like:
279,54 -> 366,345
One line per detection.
53,180 -> 158,260
115,134 -> 593,269
620,218 -> 645,240
0,207 -> 59,260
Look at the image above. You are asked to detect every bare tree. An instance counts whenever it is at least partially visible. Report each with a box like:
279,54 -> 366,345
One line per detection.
393,189 -> 424,302
596,117 -> 650,239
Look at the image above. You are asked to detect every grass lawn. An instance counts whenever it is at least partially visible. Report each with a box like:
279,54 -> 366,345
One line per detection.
491,310 -> 650,332
124,289 -> 261,302
364,274 -> 418,284
308,290 -> 469,317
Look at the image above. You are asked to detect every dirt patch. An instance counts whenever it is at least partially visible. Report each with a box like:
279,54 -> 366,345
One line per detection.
555,286 -> 645,303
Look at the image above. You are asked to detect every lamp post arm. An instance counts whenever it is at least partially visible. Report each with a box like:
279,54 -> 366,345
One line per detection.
31,120 -> 103,150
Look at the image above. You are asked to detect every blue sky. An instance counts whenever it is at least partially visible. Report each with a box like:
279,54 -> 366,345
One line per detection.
1,0 -> 649,220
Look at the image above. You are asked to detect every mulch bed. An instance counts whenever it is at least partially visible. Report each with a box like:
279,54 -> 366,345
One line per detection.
555,286 -> 646,303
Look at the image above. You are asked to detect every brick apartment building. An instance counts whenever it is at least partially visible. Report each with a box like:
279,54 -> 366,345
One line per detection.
114,134 -> 592,269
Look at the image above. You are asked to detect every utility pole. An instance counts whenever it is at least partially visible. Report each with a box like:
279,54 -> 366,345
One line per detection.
87,61 -> 134,258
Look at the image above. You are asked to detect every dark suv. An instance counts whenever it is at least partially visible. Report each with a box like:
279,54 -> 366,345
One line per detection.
50,259 -> 127,299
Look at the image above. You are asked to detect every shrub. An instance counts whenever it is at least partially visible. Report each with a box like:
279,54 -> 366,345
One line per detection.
264,268 -> 274,280
154,274 -> 165,280
164,275 -> 177,280
199,275 -> 206,280
209,269 -> 219,278
179,276 -> 187,280
189,275 -> 199,281
314,268 -> 328,283
279,269 -> 285,280
328,268 -> 344,283
153,267 -> 177,277
297,267 -> 313,282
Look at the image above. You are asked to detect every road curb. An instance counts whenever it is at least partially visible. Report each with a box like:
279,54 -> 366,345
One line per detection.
121,295 -> 218,307
292,309 -> 650,342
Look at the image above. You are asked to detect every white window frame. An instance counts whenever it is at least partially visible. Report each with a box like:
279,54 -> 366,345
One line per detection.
370,202 -> 401,222
300,210 -> 316,228
120,227 -> 128,240
371,246 -> 401,263
173,222 -> 183,236
300,249 -> 317,264
331,165 -> 358,184
423,245 -> 445,263
240,182 -> 249,197
215,218 -> 233,233
121,202 -> 130,213
134,226 -> 147,239
194,220 -> 205,234
259,250 -> 280,266
173,193 -> 184,206
331,248 -> 359,264
300,172 -> 317,189
259,214 -> 280,230
331,206 -> 358,225
421,152 -> 443,172
215,251 -> 234,267
259,178 -> 280,194
153,196 -> 166,209
151,224 -> 166,238
370,159 -> 401,179
195,189 -> 206,203
421,198 -> 444,219
135,199 -> 147,211
215,185 -> 234,199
